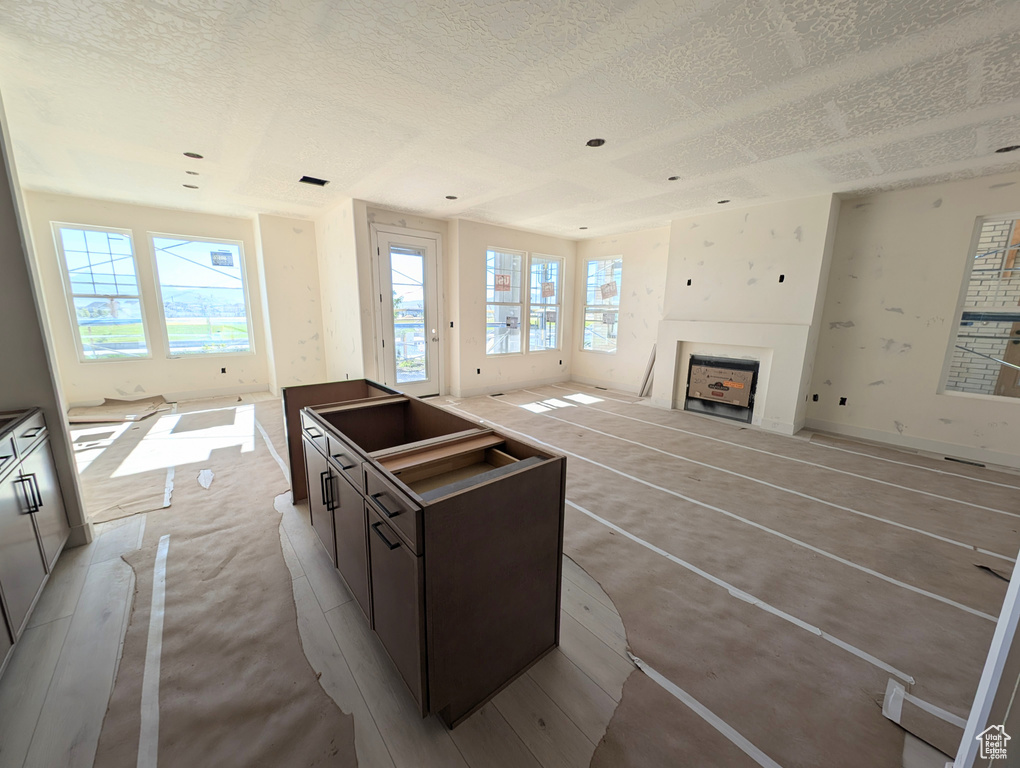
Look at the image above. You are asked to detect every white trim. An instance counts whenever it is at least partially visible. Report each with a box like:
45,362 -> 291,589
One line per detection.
370,224 -> 445,396
629,654 -> 784,768
520,390 -> 1014,561
453,398 -> 997,621
138,534 -> 171,768
50,221 -> 153,363
954,547 -> 1020,767
147,232 -> 255,360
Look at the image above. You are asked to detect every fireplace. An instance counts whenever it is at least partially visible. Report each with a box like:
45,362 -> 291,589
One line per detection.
684,355 -> 759,424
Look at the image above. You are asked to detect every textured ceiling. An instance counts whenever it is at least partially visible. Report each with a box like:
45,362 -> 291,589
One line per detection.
1,0 -> 1019,238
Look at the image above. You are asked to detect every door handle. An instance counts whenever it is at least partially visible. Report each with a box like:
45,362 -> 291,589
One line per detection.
371,522 -> 400,550
370,492 -> 400,518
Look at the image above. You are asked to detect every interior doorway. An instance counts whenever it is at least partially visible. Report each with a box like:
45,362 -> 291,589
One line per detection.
371,226 -> 443,397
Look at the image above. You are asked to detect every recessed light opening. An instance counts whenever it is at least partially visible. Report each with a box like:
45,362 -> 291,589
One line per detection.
579,226 -> 588,230
183,184 -> 198,189
586,138 -> 605,147
995,145 -> 1020,153
717,199 -> 731,204
299,175 -> 330,186
445,195 -> 458,200
668,176 -> 680,181
186,171 -> 199,176
183,152 -> 203,159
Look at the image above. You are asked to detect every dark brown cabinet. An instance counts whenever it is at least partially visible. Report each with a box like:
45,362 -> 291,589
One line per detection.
288,382 -> 565,728
0,408 -> 71,678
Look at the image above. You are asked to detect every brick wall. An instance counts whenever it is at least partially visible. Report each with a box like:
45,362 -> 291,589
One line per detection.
946,218 -> 1020,395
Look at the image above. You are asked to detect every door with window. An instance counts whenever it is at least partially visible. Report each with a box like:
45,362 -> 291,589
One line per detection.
373,228 -> 442,396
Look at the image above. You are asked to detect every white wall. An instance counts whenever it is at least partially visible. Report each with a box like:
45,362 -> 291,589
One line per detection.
314,198 -> 364,382
573,227 -> 669,393
24,192 -> 271,406
451,219 -> 574,397
808,171 -> 1020,468
653,195 -> 837,434
0,101 -> 90,544
254,214 -> 326,391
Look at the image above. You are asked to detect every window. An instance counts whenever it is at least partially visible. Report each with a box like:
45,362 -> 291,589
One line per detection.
528,254 -> 562,352
582,256 -> 622,353
54,224 -> 149,360
945,217 -> 1020,399
151,235 -> 251,356
486,248 -> 524,355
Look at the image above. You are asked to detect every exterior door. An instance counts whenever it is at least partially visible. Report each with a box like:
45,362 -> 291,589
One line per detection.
374,228 -> 442,397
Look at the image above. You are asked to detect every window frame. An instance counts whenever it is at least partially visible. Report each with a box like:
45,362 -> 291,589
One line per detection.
942,214 -> 1020,401
485,247 -> 527,357
526,252 -> 563,354
52,222 -> 152,363
148,232 -> 255,359
580,256 -> 623,355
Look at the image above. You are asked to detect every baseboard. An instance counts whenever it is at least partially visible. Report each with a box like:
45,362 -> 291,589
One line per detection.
453,375 -> 572,399
804,418 -> 1020,472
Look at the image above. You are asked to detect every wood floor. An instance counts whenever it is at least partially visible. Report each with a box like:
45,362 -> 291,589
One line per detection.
2,382 -> 1010,767
0,400 -> 633,768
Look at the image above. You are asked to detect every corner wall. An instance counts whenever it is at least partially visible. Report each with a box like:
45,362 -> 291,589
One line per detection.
314,198 -> 364,382
807,171 -> 1020,468
254,214 -> 326,391
23,192 -> 271,405
0,100 -> 90,545
573,227 -> 669,393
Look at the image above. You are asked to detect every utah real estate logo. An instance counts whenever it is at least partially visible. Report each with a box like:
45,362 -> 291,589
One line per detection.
977,725 -> 1010,760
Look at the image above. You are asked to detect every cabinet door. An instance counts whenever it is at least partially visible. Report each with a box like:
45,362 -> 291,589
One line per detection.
368,508 -> 426,715
0,471 -> 47,639
334,471 -> 371,622
303,439 -> 336,564
0,593 -> 13,673
19,442 -> 69,572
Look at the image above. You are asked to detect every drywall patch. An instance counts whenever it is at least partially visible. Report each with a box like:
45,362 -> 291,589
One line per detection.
932,198 -> 943,208
885,307 -> 904,314
704,240 -> 714,247
869,380 -> 886,386
939,418 -> 953,424
894,421 -> 906,434
829,320 -> 855,330
747,278 -> 758,285
990,182 -> 1016,189
794,226 -> 803,242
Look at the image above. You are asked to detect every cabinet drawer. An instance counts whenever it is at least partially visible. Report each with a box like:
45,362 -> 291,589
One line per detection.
327,434 -> 363,491
368,507 -> 426,715
0,435 -> 15,480
300,412 -> 327,456
13,412 -> 46,458
364,464 -> 421,555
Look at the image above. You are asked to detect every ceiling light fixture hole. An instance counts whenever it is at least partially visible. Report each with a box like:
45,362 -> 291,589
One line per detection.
717,199 -> 731,204
183,184 -> 199,189
183,152 -> 203,159
445,195 -> 458,200
186,171 -> 199,175
995,145 -> 1020,153
586,138 -> 605,147
668,176 -> 680,181
579,226 -> 588,230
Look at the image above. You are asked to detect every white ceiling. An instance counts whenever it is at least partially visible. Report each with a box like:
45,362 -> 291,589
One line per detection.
1,0 -> 1019,238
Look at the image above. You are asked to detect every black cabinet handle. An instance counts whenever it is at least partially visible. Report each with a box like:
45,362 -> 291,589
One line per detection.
371,522 -> 400,550
20,426 -> 44,439
15,475 -> 38,513
30,474 -> 43,509
331,451 -> 356,470
319,470 -> 331,509
305,426 -> 322,439
370,492 -> 400,518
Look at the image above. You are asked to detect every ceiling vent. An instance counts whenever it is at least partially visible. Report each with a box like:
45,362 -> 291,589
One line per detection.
299,175 -> 330,186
